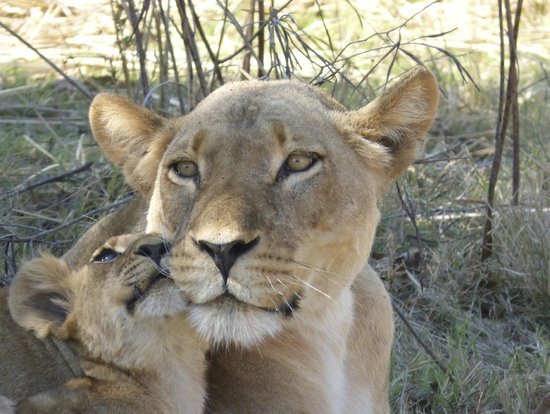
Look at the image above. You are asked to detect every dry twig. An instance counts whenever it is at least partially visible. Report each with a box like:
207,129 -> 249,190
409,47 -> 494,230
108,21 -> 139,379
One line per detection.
392,298 -> 452,380
482,0 -> 523,260
0,163 -> 93,201
0,20 -> 93,100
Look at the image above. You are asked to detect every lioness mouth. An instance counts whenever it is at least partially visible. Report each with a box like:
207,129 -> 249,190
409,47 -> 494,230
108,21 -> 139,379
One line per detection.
196,292 -> 302,318
126,270 -> 171,313
258,293 -> 302,317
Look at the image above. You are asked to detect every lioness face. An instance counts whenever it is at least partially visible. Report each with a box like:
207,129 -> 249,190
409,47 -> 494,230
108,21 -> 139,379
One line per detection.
144,85 -> 385,345
90,68 -> 439,346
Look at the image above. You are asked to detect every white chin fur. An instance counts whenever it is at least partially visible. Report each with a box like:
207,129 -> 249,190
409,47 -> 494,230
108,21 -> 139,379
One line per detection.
188,305 -> 282,347
0,396 -> 15,414
134,287 -> 188,319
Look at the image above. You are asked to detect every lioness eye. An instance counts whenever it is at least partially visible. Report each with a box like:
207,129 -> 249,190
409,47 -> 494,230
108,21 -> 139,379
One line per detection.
92,248 -> 119,263
277,152 -> 319,182
286,153 -> 314,171
171,160 -> 198,178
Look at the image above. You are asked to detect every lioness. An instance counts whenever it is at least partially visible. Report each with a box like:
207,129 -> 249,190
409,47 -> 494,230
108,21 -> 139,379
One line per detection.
2,234 -> 206,413
62,67 -> 437,413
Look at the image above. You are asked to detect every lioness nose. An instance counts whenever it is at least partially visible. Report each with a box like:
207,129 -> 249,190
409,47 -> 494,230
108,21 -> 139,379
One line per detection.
197,238 -> 259,283
136,242 -> 170,266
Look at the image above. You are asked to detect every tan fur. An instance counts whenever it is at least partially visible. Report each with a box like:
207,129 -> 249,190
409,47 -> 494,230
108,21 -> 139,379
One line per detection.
63,197 -> 149,268
3,234 -> 206,413
73,67 -> 437,413
0,289 -> 76,403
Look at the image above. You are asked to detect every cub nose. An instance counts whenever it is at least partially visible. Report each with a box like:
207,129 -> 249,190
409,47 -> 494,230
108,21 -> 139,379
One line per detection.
136,241 -> 171,266
197,238 -> 259,283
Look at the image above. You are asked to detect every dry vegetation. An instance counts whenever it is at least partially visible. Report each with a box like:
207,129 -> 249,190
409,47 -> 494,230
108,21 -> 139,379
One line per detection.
0,0 -> 548,412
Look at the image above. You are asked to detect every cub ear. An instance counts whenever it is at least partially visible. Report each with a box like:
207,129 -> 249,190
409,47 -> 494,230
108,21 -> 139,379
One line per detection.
349,67 -> 439,182
8,255 -> 74,340
89,94 -> 175,198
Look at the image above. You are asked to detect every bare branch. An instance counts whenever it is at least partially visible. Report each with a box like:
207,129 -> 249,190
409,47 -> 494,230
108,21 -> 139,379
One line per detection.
1,163 -> 93,201
0,20 -> 93,100
392,298 -> 452,380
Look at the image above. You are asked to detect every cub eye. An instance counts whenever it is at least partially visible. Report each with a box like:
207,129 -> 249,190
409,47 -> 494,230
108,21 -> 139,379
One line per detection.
171,160 -> 198,178
286,153 -> 315,172
92,248 -> 119,263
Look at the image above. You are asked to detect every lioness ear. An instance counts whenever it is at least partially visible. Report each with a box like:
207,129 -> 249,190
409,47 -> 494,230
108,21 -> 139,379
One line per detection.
89,94 -> 174,197
349,67 -> 439,182
8,255 -> 74,340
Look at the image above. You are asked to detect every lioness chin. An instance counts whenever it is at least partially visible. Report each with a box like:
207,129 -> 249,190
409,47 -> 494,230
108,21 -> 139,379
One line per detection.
3,233 -> 206,414
64,66 -> 438,413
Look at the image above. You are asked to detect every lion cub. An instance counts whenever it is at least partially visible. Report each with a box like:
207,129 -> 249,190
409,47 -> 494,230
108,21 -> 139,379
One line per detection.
5,233 -> 206,413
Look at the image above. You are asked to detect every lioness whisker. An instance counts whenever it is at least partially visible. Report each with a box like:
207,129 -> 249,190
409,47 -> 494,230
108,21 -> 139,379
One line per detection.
285,276 -> 334,302
265,275 -> 283,297
265,275 -> 299,315
290,259 -> 347,281
279,294 -> 296,316
276,278 -> 303,302
265,275 -> 283,312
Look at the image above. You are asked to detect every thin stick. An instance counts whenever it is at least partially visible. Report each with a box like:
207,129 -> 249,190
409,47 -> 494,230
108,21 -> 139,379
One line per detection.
0,20 -> 93,100
241,0 -> 256,79
154,6 -> 169,110
481,0 -> 506,261
175,0 -> 208,100
211,0 -> 230,89
110,0 -> 132,97
481,0 -> 522,260
258,0 -> 265,77
508,0 -> 523,205
396,181 -> 424,289
216,0 -> 265,74
214,0 -> 295,69
1,163 -> 92,200
188,0 -> 224,87
157,0 -> 186,113
124,0 -> 150,97
392,299 -> 452,380
2,239 -> 16,283
0,197 -> 133,244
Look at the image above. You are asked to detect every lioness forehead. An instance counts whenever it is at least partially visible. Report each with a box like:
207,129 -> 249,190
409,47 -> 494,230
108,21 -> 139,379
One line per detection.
166,81 -> 347,165
187,80 -> 342,129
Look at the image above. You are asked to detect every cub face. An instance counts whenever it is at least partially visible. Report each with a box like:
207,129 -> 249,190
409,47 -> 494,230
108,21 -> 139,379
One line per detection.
9,234 -> 185,366
90,68 -> 439,346
84,233 -> 182,320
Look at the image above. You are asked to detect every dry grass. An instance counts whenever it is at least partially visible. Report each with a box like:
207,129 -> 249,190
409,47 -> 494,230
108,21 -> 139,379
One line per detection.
1,0 -> 549,412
